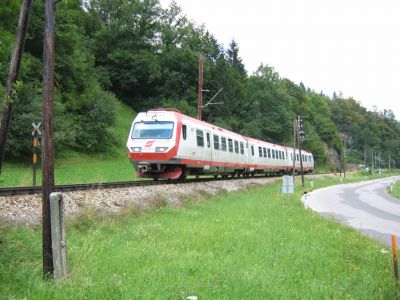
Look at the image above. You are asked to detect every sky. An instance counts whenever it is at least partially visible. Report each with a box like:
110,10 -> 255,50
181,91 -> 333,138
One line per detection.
160,0 -> 400,120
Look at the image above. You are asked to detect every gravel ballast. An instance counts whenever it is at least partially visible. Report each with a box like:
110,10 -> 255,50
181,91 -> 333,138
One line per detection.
0,175 -> 325,225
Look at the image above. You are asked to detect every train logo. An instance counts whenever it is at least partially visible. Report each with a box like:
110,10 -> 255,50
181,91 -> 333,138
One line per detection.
144,140 -> 154,148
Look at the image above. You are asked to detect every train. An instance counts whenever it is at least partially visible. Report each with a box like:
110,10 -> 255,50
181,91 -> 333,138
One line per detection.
127,108 -> 314,180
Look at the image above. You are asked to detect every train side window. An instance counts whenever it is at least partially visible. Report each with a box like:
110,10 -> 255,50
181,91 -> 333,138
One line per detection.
296,153 -> 299,161
251,145 -> 254,156
263,148 -> 266,158
196,129 -> 204,147
272,150 -> 275,159
182,124 -> 187,140
279,151 -> 282,159
221,137 -> 227,151
228,139 -> 233,152
206,132 -> 211,148
258,147 -> 262,157
267,148 -> 271,158
240,142 -> 244,154
234,141 -> 239,153
213,135 -> 220,150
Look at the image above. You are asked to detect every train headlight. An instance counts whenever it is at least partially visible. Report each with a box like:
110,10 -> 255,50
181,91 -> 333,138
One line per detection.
155,147 -> 168,152
131,147 -> 142,152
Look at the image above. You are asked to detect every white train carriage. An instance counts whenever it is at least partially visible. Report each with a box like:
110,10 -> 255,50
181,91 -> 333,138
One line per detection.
127,108 -> 314,179
285,147 -> 314,172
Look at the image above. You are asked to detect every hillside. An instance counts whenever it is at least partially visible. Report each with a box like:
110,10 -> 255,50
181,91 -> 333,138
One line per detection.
0,101 -> 137,186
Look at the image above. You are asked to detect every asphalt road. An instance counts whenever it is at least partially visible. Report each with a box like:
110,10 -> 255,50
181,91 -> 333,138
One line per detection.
303,176 -> 400,247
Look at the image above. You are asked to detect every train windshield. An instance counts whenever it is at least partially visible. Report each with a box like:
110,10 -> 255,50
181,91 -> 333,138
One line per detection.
132,121 -> 174,139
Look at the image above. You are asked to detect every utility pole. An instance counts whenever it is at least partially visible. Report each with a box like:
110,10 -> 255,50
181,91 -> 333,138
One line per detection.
343,141 -> 346,178
371,148 -> 374,171
292,118 -> 296,181
42,0 -> 56,278
197,52 -> 204,120
364,145 -> 367,170
378,153 -> 381,174
0,0 -> 33,175
296,115 -> 304,187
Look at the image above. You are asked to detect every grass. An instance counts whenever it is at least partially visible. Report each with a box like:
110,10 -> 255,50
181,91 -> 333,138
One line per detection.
0,101 -> 136,186
1,172 -> 400,299
389,179 -> 400,200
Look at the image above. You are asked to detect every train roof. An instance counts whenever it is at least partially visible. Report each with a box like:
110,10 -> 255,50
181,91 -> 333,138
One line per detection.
143,109 -> 313,155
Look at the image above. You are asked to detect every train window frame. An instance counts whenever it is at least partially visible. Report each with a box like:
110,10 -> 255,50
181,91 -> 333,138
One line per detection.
240,142 -> 244,154
263,148 -> 267,158
221,137 -> 227,151
251,145 -> 254,156
272,150 -> 275,159
267,148 -> 271,158
296,153 -> 299,161
196,129 -> 204,147
234,140 -> 239,153
258,147 -> 262,157
132,121 -> 174,139
206,132 -> 211,148
228,139 -> 234,152
213,135 -> 220,150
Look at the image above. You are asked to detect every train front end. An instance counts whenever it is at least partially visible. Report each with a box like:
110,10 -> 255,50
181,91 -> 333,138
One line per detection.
127,109 -> 182,180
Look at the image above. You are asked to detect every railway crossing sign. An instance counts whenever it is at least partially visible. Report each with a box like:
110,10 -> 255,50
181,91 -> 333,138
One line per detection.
282,175 -> 294,194
32,122 -> 41,136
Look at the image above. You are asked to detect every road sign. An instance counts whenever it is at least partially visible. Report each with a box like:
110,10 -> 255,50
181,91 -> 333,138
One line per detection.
282,175 -> 294,194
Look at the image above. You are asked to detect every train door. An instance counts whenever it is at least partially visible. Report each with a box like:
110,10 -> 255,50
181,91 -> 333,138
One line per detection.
204,130 -> 212,164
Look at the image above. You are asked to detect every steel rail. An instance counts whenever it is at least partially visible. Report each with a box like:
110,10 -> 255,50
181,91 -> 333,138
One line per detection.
0,172 -> 328,197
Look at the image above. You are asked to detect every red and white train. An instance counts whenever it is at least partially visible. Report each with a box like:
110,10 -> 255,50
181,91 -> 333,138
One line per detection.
127,108 -> 314,180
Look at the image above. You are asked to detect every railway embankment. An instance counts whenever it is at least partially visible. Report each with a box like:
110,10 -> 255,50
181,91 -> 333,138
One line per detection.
0,174 -> 329,225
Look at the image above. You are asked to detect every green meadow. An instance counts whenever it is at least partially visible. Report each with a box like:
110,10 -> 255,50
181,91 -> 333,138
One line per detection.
1,173 -> 399,299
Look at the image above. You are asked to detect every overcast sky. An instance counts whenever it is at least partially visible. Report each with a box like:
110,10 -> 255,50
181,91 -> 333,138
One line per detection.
160,0 -> 400,120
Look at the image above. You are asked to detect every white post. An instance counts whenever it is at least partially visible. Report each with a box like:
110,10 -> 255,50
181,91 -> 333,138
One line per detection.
50,192 -> 68,282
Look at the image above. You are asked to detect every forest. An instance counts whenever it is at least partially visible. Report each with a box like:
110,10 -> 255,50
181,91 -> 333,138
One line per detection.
1,0 -> 399,168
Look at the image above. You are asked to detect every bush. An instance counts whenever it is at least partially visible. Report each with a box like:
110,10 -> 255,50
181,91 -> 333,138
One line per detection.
74,84 -> 117,152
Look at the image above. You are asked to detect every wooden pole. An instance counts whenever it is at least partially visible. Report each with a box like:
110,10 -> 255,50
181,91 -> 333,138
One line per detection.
42,0 -> 56,278
50,193 -> 68,282
0,0 -> 33,175
197,52 -> 204,120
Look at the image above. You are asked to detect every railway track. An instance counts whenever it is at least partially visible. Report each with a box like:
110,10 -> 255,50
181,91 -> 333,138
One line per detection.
0,173 -> 328,196
0,178 -> 221,196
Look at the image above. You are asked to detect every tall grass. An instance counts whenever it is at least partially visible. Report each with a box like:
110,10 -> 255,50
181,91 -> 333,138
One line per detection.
389,180 -> 400,200
1,174 -> 399,299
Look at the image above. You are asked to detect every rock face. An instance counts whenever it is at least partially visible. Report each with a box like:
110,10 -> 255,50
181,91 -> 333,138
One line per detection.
327,147 -> 340,170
